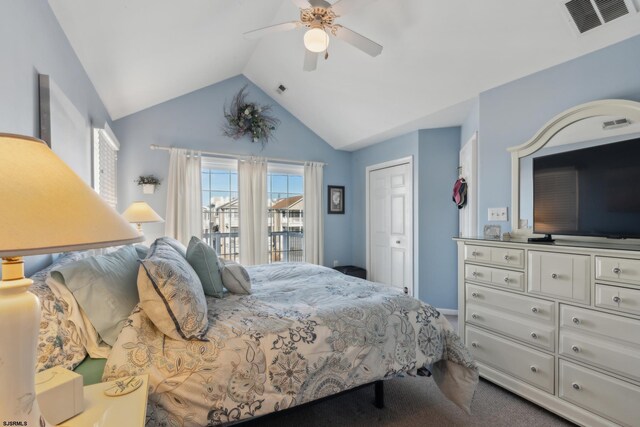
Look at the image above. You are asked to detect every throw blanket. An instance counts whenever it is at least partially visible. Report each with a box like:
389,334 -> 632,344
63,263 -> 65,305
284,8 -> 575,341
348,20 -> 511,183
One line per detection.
104,263 -> 478,426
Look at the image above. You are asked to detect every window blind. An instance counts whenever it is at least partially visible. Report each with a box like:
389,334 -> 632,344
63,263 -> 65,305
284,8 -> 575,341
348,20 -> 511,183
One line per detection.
93,126 -> 120,209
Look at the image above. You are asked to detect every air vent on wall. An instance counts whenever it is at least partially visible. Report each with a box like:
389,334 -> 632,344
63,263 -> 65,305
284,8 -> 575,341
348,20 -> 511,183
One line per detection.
562,0 -> 636,34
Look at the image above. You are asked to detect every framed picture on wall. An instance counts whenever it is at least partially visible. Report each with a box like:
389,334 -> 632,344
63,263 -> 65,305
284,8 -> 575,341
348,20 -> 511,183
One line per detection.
328,185 -> 345,214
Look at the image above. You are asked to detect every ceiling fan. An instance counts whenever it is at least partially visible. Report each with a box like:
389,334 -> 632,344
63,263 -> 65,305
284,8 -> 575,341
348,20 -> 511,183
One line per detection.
244,0 -> 383,71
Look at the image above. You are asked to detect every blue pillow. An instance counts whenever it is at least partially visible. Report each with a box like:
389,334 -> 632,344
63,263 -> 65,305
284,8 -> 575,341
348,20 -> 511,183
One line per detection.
50,245 -> 140,346
186,236 -> 224,298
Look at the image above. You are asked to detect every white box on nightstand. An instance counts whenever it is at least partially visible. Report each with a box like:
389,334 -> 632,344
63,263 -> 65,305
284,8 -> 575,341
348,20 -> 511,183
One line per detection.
35,366 -> 83,424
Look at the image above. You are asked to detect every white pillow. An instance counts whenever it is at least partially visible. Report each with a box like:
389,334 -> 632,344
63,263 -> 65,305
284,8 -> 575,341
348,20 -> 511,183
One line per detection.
46,275 -> 111,358
220,259 -> 252,294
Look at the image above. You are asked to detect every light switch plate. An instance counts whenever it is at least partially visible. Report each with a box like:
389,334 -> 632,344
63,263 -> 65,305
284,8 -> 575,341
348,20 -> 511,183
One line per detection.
488,207 -> 509,222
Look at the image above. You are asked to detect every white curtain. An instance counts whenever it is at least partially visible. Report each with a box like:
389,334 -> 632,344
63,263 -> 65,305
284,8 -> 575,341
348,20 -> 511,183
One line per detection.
165,149 -> 202,245
304,162 -> 324,265
239,157 -> 268,265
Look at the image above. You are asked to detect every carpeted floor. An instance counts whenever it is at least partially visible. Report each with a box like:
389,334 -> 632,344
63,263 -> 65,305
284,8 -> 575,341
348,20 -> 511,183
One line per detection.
240,315 -> 575,426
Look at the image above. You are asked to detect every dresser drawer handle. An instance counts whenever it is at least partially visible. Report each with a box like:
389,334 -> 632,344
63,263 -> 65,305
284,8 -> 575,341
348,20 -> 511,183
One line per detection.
572,317 -> 580,325
531,307 -> 539,314
530,366 -> 538,373
472,251 -> 479,257
471,292 -> 480,298
612,296 -> 621,304
572,383 -> 581,391
503,276 -> 510,283
571,345 -> 580,353
551,273 -> 558,279
613,267 -> 621,275
472,271 -> 479,278
503,254 -> 510,261
471,313 -> 479,320
471,342 -> 478,348
530,332 -> 538,339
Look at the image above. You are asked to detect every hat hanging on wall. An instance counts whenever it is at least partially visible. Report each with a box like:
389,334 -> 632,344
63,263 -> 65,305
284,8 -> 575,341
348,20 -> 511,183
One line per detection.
452,177 -> 468,209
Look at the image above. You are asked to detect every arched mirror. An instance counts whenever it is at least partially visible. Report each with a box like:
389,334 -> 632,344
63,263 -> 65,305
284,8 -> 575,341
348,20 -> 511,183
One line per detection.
509,99 -> 640,238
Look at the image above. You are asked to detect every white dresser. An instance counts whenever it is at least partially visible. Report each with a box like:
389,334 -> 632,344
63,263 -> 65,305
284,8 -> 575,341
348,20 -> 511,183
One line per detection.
456,238 -> 640,427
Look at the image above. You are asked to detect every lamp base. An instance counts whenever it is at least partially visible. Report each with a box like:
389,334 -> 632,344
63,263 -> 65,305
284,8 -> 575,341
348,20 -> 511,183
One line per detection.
0,274 -> 50,425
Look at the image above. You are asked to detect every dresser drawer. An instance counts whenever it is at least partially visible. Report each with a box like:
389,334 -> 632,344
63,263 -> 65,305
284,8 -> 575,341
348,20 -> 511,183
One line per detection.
559,360 -> 640,427
559,331 -> 640,382
596,256 -> 640,286
528,251 -> 590,304
466,326 -> 554,393
466,304 -> 555,351
465,264 -> 524,291
465,244 -> 524,268
596,284 -> 640,316
466,283 -> 554,323
560,305 -> 640,346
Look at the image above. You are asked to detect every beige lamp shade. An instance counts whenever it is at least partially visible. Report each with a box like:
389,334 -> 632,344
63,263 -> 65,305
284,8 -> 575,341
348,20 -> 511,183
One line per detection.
122,201 -> 164,224
0,134 -> 144,257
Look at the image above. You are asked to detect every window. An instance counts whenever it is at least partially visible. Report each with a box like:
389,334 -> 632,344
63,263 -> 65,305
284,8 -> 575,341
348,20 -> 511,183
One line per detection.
200,158 -> 304,263
268,164 -> 304,262
201,158 -> 239,261
92,126 -> 119,208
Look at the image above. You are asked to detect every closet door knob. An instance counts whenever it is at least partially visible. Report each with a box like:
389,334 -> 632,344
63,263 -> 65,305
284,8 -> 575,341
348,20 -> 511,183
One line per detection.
571,345 -> 580,353
531,307 -> 539,314
613,267 -> 621,274
551,273 -> 558,279
530,332 -> 538,339
572,317 -> 580,325
572,383 -> 581,391
612,296 -> 621,303
530,366 -> 538,373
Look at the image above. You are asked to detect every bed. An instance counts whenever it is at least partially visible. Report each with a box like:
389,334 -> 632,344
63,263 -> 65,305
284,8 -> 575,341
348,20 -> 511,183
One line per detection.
100,262 -> 478,426
29,244 -> 477,426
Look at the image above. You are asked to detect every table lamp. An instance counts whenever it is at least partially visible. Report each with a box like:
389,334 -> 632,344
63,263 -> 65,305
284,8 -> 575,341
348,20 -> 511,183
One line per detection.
122,201 -> 164,232
0,134 -> 143,425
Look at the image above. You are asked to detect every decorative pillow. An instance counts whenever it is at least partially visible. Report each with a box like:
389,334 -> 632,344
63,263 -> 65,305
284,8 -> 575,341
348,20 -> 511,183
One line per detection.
185,236 -> 225,298
50,245 -> 141,346
134,244 -> 149,259
155,236 -> 187,258
220,259 -> 252,294
46,275 -> 111,358
29,252 -> 88,372
138,239 -> 208,340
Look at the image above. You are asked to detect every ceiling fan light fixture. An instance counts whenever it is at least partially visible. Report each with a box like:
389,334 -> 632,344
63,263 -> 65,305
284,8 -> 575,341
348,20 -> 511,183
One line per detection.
304,27 -> 329,53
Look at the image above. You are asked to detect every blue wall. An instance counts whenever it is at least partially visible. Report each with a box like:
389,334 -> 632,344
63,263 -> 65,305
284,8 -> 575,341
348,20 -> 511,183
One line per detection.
477,34 -> 640,234
0,1 -> 113,276
113,75 -> 353,267
418,128 -> 461,309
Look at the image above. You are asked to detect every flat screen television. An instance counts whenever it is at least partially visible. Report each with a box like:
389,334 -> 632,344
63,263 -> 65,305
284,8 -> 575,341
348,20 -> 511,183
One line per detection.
533,137 -> 640,239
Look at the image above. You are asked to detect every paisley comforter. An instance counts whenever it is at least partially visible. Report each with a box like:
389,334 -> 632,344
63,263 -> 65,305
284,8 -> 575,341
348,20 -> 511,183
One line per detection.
103,263 -> 478,426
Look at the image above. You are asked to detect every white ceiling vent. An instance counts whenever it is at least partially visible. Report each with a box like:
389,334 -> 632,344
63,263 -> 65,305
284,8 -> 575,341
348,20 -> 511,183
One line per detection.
562,0 -> 637,34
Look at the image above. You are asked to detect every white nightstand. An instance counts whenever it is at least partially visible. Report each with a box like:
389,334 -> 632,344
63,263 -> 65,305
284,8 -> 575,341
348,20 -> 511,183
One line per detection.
59,375 -> 149,427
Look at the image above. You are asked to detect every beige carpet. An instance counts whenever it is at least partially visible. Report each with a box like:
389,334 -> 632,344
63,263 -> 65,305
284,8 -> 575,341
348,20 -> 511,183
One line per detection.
240,377 -> 575,427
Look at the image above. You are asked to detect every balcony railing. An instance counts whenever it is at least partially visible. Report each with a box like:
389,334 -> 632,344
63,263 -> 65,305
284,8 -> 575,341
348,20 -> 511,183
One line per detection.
202,231 -> 303,263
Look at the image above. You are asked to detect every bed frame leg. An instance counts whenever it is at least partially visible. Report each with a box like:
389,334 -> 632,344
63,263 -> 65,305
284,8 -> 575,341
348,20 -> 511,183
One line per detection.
374,380 -> 384,409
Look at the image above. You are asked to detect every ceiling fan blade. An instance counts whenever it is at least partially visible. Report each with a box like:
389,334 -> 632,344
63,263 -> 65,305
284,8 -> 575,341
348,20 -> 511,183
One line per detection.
309,0 -> 331,7
291,0 -> 312,8
330,0 -> 375,16
303,49 -> 319,71
244,21 -> 301,39
333,25 -> 383,57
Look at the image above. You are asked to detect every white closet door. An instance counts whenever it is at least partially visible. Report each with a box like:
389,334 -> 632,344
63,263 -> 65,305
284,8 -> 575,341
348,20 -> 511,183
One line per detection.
368,161 -> 413,295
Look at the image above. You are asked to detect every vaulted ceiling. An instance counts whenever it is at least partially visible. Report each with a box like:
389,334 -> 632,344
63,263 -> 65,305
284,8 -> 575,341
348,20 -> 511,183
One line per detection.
48,0 -> 640,150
